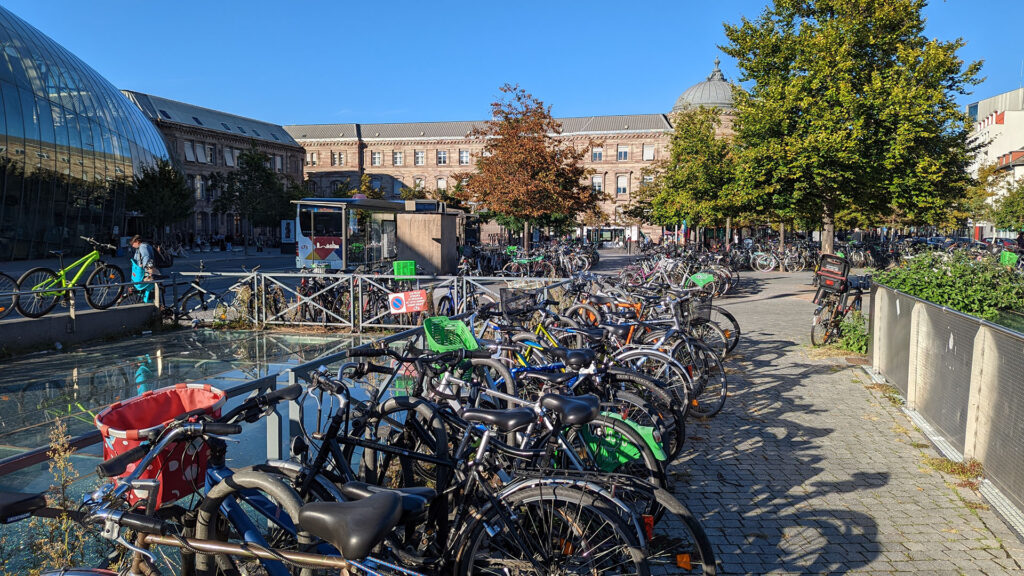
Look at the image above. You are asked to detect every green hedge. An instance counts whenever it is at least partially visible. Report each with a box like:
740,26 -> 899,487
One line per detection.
873,252 -> 1024,321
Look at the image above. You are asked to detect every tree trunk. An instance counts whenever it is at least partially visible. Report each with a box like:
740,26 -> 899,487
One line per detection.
522,221 -> 530,252
725,217 -> 732,251
778,222 -> 785,249
822,203 -> 836,255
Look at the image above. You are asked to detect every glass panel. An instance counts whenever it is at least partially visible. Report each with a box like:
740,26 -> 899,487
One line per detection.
1,81 -> 22,138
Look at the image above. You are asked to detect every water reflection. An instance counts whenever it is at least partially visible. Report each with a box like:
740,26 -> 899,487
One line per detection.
0,329 -> 358,449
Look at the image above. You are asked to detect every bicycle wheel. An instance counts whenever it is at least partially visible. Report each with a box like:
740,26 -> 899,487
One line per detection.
328,289 -> 352,325
0,272 -> 17,319
84,264 -> 124,310
682,340 -> 728,419
811,301 -> 840,346
436,295 -> 455,316
16,267 -> 61,318
691,321 -> 729,359
501,261 -> 523,277
193,469 -> 313,576
646,488 -> 718,575
710,305 -> 741,354
455,485 -> 649,576
565,303 -> 602,327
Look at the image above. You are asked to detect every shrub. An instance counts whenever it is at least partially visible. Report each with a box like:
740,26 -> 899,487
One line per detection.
839,310 -> 870,354
873,252 -> 1024,321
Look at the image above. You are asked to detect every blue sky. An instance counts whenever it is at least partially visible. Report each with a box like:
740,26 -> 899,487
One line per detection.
4,0 -> 1017,125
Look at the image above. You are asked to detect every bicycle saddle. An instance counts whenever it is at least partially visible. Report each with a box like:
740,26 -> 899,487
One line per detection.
48,250 -> 66,257
461,407 -> 535,432
0,491 -> 46,522
599,324 -> 634,339
604,308 -> 638,320
587,294 -> 620,305
298,492 -> 403,560
520,370 -> 575,385
546,347 -> 597,369
540,394 -> 600,425
339,481 -> 434,519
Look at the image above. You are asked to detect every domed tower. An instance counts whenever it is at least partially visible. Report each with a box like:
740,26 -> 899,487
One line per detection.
671,58 -> 737,133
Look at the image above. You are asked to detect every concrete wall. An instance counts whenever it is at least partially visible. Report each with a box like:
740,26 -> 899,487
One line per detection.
396,213 -> 457,275
0,304 -> 159,356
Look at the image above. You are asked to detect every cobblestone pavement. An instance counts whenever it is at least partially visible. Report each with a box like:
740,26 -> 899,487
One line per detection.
674,271 -> 1024,575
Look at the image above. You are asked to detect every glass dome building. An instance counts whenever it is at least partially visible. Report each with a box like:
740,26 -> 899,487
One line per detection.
0,6 -> 168,260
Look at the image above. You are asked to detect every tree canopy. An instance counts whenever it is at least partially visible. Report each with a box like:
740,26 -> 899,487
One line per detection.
722,0 -> 982,253
643,106 -> 736,228
992,179 -> 1024,233
212,147 -> 301,246
127,159 -> 194,240
456,84 -> 599,243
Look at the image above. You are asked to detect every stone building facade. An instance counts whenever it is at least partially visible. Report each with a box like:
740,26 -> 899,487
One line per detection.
285,62 -> 736,240
123,90 -> 305,240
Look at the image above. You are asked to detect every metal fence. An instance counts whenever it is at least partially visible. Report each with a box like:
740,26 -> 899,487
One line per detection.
871,283 -> 1024,512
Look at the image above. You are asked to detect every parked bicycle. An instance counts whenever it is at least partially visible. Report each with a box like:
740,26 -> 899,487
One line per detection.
15,236 -> 124,318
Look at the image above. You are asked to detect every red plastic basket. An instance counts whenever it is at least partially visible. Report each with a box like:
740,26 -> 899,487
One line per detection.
94,383 -> 226,508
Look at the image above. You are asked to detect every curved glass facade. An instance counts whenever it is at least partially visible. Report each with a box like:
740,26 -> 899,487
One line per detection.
0,6 -> 168,260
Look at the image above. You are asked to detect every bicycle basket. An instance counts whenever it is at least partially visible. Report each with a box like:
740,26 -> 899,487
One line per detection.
393,260 -> 416,280
687,295 -> 713,325
1000,251 -> 1019,267
94,383 -> 226,508
499,287 -> 539,320
423,316 -> 478,352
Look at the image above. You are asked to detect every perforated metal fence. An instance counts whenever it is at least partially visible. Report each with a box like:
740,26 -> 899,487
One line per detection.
872,283 -> 1024,512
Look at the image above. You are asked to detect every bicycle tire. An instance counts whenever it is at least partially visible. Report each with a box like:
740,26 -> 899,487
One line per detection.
565,303 -> 603,327
15,267 -> 61,318
684,340 -> 728,419
84,264 -> 124,310
710,305 -> 741,354
647,487 -> 719,575
179,290 -> 207,322
454,484 -> 649,576
0,272 -> 17,319
193,469 -> 314,576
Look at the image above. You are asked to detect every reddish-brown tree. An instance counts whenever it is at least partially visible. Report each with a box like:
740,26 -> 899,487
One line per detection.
455,84 -> 598,247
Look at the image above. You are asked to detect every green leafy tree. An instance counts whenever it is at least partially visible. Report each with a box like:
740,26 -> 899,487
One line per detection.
212,146 -> 300,252
723,0 -> 982,254
127,159 -> 194,240
646,106 -> 736,229
455,84 -> 597,248
992,179 -> 1024,232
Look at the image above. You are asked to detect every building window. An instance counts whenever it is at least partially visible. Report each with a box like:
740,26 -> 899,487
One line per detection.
252,129 -> 260,137
592,175 -> 603,192
643,174 -> 654,184
183,141 -> 196,162
224,148 -> 235,167
371,177 -> 381,191
414,150 -> 425,166
221,122 -> 231,131
414,177 -> 424,189
338,152 -> 344,166
192,116 -> 204,126
206,144 -> 216,165
158,109 -> 172,120
195,143 -> 208,164
436,150 -> 448,165
393,151 -> 404,166
642,144 -> 654,161
591,147 -> 603,162
275,155 -> 283,172
617,145 -> 629,161
459,149 -> 470,165
305,152 -> 312,166
371,151 -> 382,166
311,152 -> 318,166
616,174 -> 628,195
393,180 -> 402,197
436,177 -> 447,190
330,151 -> 337,166
237,126 -> 247,134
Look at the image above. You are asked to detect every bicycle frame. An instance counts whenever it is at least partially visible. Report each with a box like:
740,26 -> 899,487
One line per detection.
29,249 -> 102,294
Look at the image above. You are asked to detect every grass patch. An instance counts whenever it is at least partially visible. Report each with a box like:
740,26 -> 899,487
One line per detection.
956,479 -> 981,491
910,442 -> 930,449
965,501 -> 989,511
923,457 -> 984,480
865,383 -> 904,406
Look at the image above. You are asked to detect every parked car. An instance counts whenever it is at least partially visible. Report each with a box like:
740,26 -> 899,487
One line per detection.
982,237 -> 1017,248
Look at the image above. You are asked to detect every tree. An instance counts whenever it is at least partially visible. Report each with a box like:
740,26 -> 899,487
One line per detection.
645,106 -> 736,230
127,159 -> 194,240
723,0 -> 982,254
455,84 -> 598,247
958,163 -> 1006,226
212,146 -> 300,252
992,179 -> 1024,233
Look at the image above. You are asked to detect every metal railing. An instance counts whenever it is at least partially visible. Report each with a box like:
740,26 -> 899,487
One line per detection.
871,283 -> 1024,513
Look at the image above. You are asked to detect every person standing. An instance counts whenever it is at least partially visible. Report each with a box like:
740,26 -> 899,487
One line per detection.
1017,229 -> 1024,253
129,235 -> 158,303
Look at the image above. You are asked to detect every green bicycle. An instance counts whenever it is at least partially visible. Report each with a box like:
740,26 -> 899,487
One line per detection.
15,236 -> 125,318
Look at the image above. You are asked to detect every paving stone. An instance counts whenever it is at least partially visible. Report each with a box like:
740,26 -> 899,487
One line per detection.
668,271 -> 1024,574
